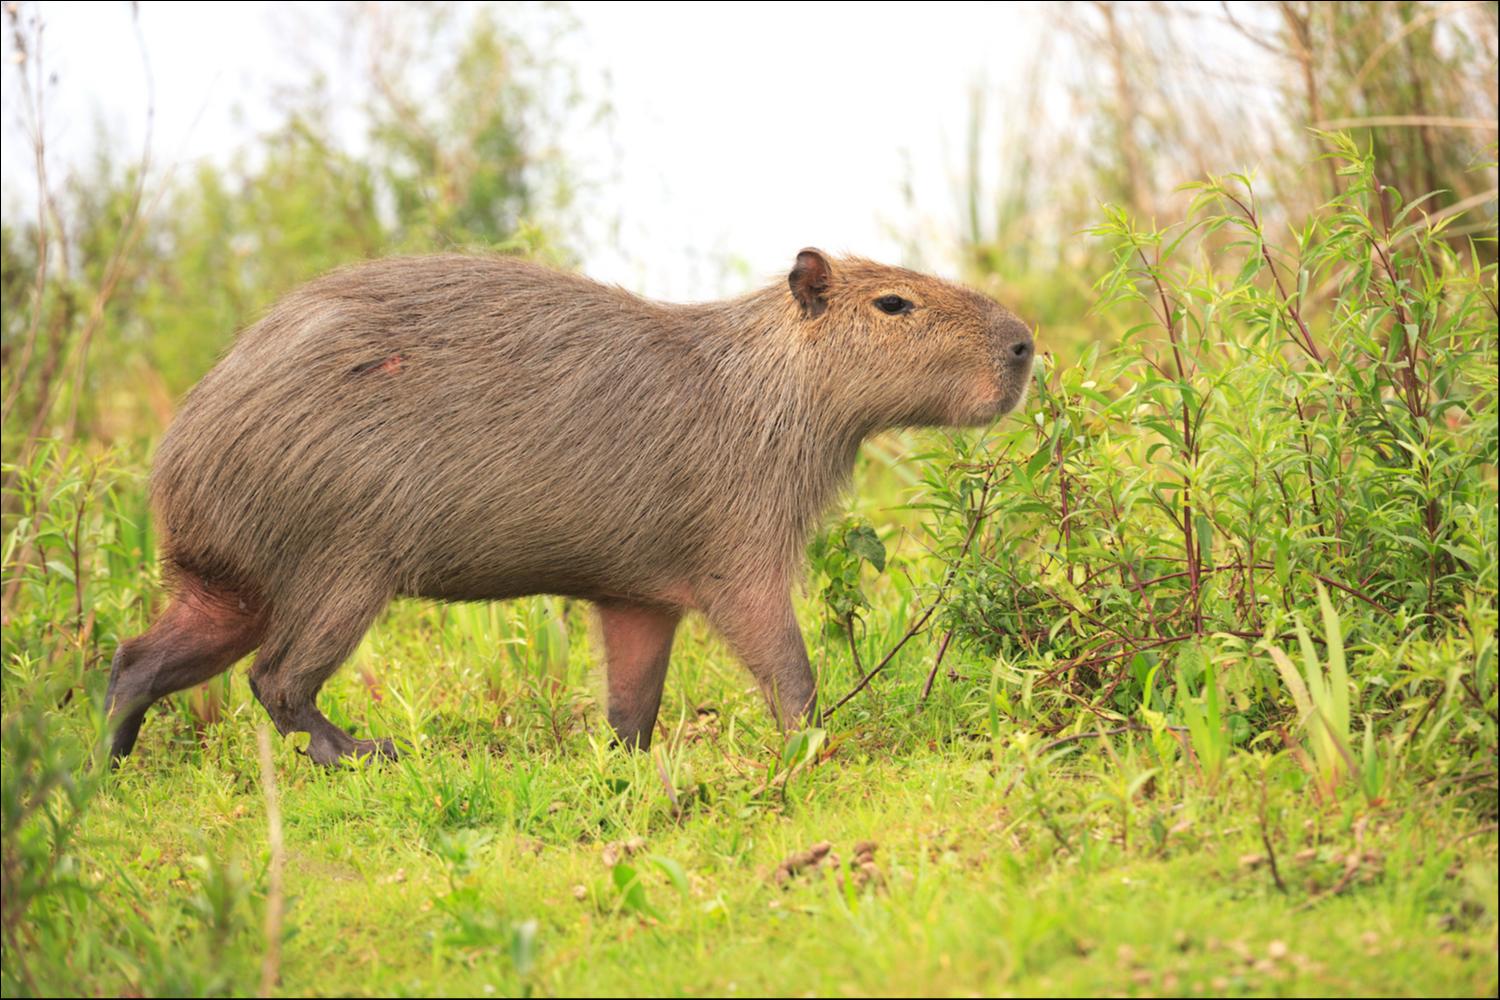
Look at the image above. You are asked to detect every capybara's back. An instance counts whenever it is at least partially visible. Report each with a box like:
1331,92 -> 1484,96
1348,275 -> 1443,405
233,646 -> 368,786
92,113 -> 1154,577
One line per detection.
153,254 -> 778,607
110,249 -> 1034,765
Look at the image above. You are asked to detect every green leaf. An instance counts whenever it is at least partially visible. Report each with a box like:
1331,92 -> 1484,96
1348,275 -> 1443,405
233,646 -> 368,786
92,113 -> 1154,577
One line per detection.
1195,513 -> 1214,572
1026,445 -> 1053,479
780,727 -> 826,772
649,856 -> 690,897
845,525 -> 886,573
612,862 -> 662,920
1316,583 -> 1350,735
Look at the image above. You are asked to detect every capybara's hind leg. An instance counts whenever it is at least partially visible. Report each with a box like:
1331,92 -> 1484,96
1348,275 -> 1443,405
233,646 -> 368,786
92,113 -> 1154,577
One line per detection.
248,580 -> 394,767
107,588 -> 264,761
598,601 -> 681,749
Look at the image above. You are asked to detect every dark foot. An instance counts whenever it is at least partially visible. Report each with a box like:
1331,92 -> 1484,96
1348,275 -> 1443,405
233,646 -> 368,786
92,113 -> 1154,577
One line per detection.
108,705 -> 149,765
608,723 -> 654,752
106,647 -> 151,763
302,719 -> 399,768
251,676 -> 398,768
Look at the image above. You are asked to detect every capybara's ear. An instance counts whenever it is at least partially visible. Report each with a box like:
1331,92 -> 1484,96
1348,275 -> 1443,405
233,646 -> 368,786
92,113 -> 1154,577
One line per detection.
788,248 -> 832,318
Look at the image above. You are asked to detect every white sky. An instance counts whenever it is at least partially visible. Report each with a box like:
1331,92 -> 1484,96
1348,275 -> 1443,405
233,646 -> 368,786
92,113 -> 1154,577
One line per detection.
1,1 -> 1044,299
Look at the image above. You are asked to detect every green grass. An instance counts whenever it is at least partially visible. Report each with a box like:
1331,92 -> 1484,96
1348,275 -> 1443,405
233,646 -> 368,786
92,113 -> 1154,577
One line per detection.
4,136 -> 1496,996
7,513 -> 1496,996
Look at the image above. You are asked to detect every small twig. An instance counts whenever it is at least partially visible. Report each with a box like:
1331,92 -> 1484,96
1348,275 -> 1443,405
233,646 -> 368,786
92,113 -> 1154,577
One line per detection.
1119,563 -> 1392,617
1313,114 -> 1499,131
919,628 -> 955,702
652,747 -> 682,820
1,3 -> 53,428
1217,0 -> 1293,59
1024,767 -> 1074,854
1035,722 -> 1190,756
257,726 -> 285,997
842,614 -> 865,678
1347,2 -> 1487,92
70,480 -> 87,635
1223,189 -> 1327,367
1292,816 -> 1368,913
745,736 -> 839,799
1258,771 -> 1288,894
1436,822 -> 1498,855
825,459 -> 1003,717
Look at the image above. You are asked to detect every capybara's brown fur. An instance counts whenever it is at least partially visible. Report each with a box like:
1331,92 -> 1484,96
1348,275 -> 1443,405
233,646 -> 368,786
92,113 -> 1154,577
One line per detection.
107,249 -> 1034,763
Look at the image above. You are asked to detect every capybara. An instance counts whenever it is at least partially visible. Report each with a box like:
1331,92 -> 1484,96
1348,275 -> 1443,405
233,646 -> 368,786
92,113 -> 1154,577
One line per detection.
106,249 -> 1034,764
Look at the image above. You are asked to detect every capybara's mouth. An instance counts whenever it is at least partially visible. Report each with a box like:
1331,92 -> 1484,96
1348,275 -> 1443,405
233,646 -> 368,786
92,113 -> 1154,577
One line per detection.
972,375 -> 1030,424
956,389 -> 1021,427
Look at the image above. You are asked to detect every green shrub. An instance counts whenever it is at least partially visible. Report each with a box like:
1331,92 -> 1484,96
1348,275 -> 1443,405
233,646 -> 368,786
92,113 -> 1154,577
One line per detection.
924,135 -> 1497,780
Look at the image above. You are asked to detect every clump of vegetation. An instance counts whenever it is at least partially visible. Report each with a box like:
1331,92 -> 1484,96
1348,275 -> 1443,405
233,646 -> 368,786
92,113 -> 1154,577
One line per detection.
918,137 -> 1496,765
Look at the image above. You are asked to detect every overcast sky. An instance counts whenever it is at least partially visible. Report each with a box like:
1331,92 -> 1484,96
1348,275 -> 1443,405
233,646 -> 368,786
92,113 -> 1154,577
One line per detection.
2,1 -> 1044,299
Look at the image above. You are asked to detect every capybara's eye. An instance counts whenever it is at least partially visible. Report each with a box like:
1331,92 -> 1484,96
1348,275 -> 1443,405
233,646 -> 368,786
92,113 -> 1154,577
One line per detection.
875,295 -> 913,316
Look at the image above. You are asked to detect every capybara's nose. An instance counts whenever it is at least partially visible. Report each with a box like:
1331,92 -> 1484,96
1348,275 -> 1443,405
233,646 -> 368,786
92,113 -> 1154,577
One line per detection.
1003,323 -> 1034,367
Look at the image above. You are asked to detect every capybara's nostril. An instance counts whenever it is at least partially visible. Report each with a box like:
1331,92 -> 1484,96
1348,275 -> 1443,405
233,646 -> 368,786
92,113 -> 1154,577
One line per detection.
996,317 -> 1034,366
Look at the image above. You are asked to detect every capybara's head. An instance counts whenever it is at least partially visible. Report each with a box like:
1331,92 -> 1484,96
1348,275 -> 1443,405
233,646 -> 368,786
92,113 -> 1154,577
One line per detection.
786,249 -> 1035,428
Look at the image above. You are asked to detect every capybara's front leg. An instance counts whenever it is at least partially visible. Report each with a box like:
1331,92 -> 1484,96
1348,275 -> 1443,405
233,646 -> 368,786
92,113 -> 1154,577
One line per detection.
702,583 -> 817,731
598,601 -> 682,749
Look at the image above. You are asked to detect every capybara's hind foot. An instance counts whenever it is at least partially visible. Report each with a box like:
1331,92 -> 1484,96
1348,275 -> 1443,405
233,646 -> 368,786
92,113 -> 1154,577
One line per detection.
108,706 -> 149,765
302,721 -> 398,768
